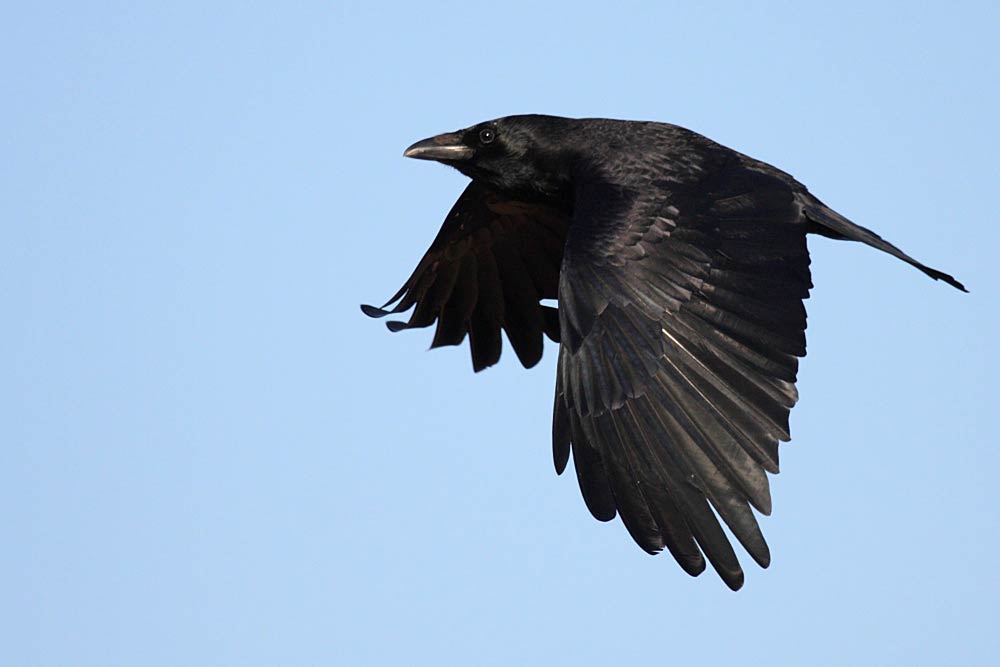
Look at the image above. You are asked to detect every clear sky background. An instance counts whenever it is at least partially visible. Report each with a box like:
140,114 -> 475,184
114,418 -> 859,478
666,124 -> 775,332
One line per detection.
4,2 -> 998,666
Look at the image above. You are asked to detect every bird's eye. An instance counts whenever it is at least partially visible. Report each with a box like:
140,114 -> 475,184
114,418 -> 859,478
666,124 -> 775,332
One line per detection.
479,128 -> 496,144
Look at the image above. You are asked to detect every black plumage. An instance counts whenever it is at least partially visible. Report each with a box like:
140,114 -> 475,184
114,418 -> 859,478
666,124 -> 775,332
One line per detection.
362,115 -> 965,590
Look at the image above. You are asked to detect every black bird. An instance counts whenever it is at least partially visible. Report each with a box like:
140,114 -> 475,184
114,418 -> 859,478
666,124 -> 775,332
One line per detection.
362,115 -> 965,590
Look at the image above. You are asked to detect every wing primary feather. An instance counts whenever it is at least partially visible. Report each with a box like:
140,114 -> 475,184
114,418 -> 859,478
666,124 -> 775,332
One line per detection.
468,252 -> 504,371
592,411 -> 665,554
645,370 -> 772,563
615,402 -> 707,576
365,182 -> 571,371
493,241 -> 544,368
541,305 -> 561,343
569,411 -> 617,522
629,394 -> 745,590
553,382 -> 572,474
431,256 -> 479,348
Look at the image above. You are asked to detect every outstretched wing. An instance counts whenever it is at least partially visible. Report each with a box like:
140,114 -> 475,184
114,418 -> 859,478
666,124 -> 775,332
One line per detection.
362,181 -> 570,371
553,159 -> 812,590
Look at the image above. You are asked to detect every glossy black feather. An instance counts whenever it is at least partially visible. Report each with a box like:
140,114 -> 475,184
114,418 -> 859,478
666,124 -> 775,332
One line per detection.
362,180 -> 568,371
364,114 -> 966,589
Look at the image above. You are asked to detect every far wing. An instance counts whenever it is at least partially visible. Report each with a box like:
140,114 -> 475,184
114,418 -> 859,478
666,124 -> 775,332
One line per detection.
554,160 -> 812,589
363,181 -> 569,371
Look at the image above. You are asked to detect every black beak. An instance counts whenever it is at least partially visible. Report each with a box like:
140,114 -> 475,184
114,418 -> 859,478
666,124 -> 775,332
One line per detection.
403,132 -> 474,161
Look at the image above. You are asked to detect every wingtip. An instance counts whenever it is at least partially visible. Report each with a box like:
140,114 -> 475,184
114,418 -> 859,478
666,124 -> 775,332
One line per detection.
361,303 -> 389,318
707,555 -> 746,591
722,568 -> 745,591
688,557 -> 707,576
552,399 -> 571,475
553,442 -> 570,475
751,544 -> 771,569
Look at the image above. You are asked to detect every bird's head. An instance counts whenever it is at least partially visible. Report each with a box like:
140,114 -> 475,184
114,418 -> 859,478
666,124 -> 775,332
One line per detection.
403,115 -> 575,203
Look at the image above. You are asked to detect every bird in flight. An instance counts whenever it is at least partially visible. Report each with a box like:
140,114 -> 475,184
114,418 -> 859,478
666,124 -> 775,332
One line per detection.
362,115 -> 965,590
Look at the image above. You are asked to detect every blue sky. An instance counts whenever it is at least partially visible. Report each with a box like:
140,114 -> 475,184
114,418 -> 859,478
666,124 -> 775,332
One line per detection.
4,2 -> 998,665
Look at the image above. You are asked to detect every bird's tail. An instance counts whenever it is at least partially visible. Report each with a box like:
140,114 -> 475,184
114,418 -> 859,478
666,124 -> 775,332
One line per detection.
801,196 -> 967,292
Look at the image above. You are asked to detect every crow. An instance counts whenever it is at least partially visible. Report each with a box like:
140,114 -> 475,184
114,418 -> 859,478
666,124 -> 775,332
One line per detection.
362,115 -> 965,590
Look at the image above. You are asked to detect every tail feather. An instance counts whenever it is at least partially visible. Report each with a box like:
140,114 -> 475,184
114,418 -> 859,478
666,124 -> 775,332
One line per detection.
801,197 -> 967,292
